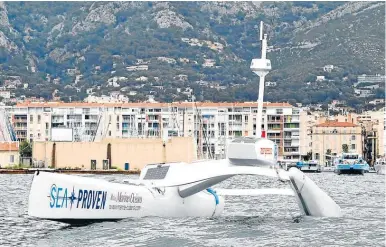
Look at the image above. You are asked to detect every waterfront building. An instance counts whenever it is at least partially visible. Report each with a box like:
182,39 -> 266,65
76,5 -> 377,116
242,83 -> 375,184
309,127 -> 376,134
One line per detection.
32,137 -> 195,170
0,142 -> 19,167
356,108 -> 385,160
300,108 -> 385,165
311,120 -> 363,166
7,101 -> 301,162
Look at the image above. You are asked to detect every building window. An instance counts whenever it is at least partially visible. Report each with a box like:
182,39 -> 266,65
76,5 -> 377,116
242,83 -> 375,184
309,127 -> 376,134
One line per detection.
109,131 -> 112,136
276,109 -> 283,114
351,144 -> 356,150
38,133 -> 41,138
351,135 -> 355,140
46,123 -> 49,130
30,115 -> 33,123
37,115 -> 41,124
10,155 -> 14,163
315,153 -> 320,160
117,116 -> 119,122
116,123 -> 120,130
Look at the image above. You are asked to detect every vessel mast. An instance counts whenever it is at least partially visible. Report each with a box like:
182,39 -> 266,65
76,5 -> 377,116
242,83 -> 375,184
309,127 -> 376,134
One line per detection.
250,21 -> 271,138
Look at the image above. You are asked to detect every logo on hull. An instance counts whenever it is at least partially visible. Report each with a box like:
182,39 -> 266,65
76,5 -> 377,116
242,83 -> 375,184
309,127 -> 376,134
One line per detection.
49,184 -> 107,210
109,192 -> 143,211
260,148 -> 272,155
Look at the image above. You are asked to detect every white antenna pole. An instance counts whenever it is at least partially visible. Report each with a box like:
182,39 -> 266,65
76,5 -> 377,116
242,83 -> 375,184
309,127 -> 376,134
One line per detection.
256,75 -> 265,137
251,21 -> 271,138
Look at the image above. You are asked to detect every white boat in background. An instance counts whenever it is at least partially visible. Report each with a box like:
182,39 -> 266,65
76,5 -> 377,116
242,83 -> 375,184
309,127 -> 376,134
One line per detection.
333,153 -> 370,175
322,166 -> 336,172
296,160 -> 322,173
374,157 -> 386,175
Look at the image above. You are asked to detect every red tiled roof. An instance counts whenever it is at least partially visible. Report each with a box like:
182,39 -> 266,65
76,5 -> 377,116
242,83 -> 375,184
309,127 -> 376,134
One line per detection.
316,120 -> 357,128
15,101 -> 294,108
0,142 -> 19,151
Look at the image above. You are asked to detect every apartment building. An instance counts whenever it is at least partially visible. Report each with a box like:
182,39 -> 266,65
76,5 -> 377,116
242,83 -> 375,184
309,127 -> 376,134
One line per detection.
7,101 -> 301,161
356,108 -> 385,157
299,111 -> 358,157
312,120 -> 363,165
301,108 -> 385,165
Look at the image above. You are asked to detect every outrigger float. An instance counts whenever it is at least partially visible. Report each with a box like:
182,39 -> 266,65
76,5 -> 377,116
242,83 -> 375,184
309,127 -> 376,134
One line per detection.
28,137 -> 342,224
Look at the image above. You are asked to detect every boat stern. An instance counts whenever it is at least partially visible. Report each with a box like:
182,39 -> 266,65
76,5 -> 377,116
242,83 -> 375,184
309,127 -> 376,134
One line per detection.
335,163 -> 367,175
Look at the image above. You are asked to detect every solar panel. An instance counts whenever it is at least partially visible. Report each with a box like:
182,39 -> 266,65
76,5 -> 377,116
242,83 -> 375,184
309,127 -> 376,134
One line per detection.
143,166 -> 170,180
231,137 -> 259,143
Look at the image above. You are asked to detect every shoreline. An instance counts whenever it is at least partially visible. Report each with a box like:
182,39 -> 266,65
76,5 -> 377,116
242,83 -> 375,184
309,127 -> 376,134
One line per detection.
0,169 -> 141,175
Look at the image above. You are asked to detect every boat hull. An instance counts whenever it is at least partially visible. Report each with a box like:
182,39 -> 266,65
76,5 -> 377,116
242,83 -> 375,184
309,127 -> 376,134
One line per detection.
374,164 -> 386,175
335,164 -> 366,175
299,166 -> 322,173
28,171 -> 224,222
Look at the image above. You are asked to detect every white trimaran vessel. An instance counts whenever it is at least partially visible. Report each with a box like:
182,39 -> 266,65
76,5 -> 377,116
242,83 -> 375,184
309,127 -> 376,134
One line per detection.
28,22 -> 342,223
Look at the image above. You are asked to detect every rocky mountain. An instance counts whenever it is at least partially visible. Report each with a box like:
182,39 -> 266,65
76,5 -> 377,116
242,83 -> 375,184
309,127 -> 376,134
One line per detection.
0,1 -> 384,108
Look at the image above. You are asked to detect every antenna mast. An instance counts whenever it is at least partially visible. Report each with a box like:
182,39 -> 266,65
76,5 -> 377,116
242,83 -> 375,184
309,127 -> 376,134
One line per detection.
250,21 -> 271,138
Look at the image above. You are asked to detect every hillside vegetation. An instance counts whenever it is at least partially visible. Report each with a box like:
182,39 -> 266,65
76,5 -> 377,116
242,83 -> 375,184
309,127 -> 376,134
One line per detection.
0,1 -> 384,108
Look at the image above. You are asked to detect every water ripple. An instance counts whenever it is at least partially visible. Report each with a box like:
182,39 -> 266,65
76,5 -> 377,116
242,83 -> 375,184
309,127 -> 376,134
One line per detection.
0,173 -> 384,247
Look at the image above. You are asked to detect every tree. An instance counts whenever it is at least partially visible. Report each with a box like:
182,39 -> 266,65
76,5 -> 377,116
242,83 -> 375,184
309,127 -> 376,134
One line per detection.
326,149 -> 332,163
304,151 -> 312,161
20,141 -> 32,158
342,144 -> 348,153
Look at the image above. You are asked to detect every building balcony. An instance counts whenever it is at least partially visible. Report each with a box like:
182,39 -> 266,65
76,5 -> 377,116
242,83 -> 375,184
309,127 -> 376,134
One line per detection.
228,126 -> 243,132
14,126 -> 27,131
267,119 -> 282,123
284,151 -> 300,155
147,119 -> 160,123
228,120 -> 243,124
14,119 -> 27,123
267,128 -> 281,132
267,135 -> 282,139
67,118 -> 83,122
51,120 -> 65,124
284,119 -> 300,123
283,127 -> 299,131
